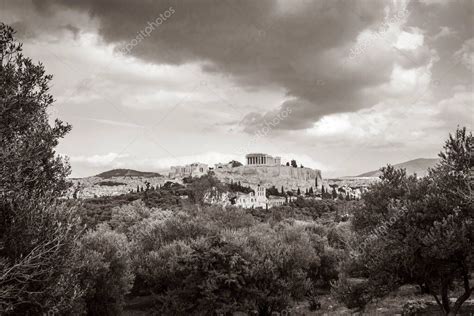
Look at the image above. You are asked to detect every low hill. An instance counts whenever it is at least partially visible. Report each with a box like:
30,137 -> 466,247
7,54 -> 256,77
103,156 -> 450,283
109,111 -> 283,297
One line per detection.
95,169 -> 162,178
356,158 -> 439,178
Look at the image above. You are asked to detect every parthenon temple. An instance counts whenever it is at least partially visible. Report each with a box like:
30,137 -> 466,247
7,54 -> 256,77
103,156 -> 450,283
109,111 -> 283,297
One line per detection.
246,153 -> 281,166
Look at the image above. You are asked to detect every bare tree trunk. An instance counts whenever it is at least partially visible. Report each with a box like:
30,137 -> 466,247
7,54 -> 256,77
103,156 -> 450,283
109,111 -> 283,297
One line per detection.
431,294 -> 446,315
441,280 -> 451,315
450,266 -> 473,315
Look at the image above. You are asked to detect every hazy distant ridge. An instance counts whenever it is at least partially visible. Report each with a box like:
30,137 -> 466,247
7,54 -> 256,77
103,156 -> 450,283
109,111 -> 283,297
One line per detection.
356,158 -> 439,177
95,169 -> 162,178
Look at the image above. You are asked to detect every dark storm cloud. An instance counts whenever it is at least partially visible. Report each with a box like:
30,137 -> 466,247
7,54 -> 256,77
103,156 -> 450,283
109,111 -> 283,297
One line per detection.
405,0 -> 473,86
21,0 -> 396,131
18,0 -> 471,132
406,0 -> 472,45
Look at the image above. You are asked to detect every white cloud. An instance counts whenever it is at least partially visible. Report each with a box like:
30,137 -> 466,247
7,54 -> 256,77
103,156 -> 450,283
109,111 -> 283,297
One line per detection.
306,87 -> 472,150
78,118 -> 144,128
454,38 -> 474,72
436,90 -> 474,127
395,31 -> 424,50
121,89 -> 217,110
70,152 -> 129,167
384,63 -> 432,95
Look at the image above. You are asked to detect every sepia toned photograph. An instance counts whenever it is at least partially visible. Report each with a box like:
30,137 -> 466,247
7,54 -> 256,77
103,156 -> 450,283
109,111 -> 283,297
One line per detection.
0,0 -> 472,315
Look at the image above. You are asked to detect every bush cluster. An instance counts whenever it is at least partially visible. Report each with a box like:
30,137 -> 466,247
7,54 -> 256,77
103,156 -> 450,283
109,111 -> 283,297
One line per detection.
100,201 -> 340,315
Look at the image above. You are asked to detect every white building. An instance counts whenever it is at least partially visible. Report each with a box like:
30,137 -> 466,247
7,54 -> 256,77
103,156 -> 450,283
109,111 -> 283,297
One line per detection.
245,153 -> 281,166
234,185 -> 268,208
267,195 -> 286,207
232,186 -> 288,209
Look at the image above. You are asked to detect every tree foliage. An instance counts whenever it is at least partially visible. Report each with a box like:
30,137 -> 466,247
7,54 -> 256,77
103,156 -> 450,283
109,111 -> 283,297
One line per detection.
291,160 -> 298,168
346,127 -> 473,315
0,23 -> 82,314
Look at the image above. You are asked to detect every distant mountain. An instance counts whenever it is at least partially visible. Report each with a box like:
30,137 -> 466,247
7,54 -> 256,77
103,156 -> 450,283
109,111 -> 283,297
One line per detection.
356,158 -> 439,178
95,169 -> 162,178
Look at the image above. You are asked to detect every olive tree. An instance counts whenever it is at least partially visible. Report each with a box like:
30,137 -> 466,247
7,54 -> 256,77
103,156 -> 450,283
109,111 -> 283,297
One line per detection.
349,127 -> 473,315
0,23 -> 81,314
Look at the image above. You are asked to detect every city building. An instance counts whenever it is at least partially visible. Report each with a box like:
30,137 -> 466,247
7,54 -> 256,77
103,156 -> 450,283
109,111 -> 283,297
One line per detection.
246,153 -> 281,166
267,195 -> 286,207
169,163 -> 208,178
234,185 -> 268,208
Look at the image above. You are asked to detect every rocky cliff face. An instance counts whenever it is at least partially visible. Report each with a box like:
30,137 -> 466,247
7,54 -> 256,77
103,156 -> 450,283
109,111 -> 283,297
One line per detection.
214,165 -> 322,192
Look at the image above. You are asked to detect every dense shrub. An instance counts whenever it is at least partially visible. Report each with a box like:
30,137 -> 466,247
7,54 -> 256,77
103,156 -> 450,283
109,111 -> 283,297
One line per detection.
74,224 -> 134,315
331,276 -> 370,310
237,224 -> 318,315
326,222 -> 353,250
128,207 -> 341,314
126,209 -> 324,315
194,205 -> 256,230
143,189 -> 184,208
78,194 -> 141,227
109,200 -> 173,238
78,190 -> 182,228
154,237 -> 252,315
248,199 -> 342,223
185,175 -> 226,204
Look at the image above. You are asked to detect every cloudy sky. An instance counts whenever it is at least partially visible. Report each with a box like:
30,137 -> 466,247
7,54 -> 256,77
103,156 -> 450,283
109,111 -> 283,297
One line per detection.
1,0 -> 472,177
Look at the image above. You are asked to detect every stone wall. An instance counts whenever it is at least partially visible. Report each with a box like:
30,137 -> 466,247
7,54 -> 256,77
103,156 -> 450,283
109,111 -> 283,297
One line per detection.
213,165 -> 322,192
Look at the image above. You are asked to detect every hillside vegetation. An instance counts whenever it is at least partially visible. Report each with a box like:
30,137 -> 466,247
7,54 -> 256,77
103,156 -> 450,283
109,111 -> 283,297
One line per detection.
96,169 -> 162,178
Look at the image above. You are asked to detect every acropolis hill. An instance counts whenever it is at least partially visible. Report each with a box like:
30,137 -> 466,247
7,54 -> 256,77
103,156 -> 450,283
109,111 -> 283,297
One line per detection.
212,153 -> 323,192
167,153 -> 322,192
